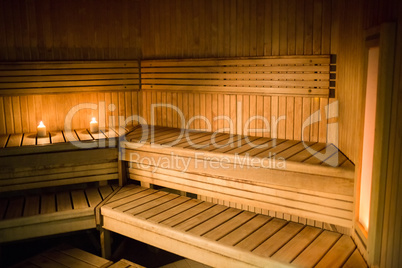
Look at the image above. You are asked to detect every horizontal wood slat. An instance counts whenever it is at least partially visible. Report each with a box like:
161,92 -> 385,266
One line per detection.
141,56 -> 332,97
0,61 -> 140,95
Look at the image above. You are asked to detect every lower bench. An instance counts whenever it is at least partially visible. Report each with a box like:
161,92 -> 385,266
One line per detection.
0,129 -> 120,244
0,184 -> 118,243
100,185 -> 367,268
9,244 -> 145,268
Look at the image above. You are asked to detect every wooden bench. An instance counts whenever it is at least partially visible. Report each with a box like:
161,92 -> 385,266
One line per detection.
0,59 -> 140,244
9,244 -> 146,268
0,128 -> 121,244
97,124 -> 364,267
100,185 -> 365,268
121,125 -> 354,228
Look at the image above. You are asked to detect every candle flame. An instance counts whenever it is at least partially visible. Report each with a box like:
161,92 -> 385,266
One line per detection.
91,117 -> 97,123
38,121 -> 45,127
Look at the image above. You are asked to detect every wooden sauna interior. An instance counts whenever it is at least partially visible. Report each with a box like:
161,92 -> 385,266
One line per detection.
0,0 -> 401,267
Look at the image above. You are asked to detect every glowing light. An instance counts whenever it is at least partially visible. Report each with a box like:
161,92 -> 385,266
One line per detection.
90,117 -> 99,133
37,121 -> 47,137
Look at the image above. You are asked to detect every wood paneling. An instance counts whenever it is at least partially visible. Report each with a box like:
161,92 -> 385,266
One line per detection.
0,0 -> 142,135
0,91 -> 140,134
140,0 -> 331,59
0,0 -> 141,61
138,0 -> 336,144
141,91 -> 329,142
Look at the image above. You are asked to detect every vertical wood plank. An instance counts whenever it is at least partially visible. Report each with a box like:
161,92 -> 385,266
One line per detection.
0,97 -> 6,134
286,97 -> 294,140
313,0 -> 323,55
304,0 -> 314,55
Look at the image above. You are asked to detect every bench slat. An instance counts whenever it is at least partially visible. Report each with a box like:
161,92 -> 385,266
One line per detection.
85,188 -> 103,208
135,195 -> 190,220
0,61 -> 139,70
217,214 -> 271,246
188,207 -> 242,236
0,68 -> 139,76
71,190 -> 90,210
142,65 -> 329,73
291,230 -> 342,267
146,199 -> 204,224
315,235 -> 356,268
6,134 -> 22,147
343,249 -> 368,268
141,56 -> 330,67
41,194 -> 56,214
252,222 -> 306,257
1,85 -> 140,95
234,218 -> 288,251
116,191 -> 170,213
0,73 -> 139,83
142,85 -> 329,97
125,193 -> 178,216
5,197 -> 24,219
21,133 -> 37,146
23,195 -> 40,217
56,192 -> 73,212
270,226 -> 322,262
142,73 -> 329,80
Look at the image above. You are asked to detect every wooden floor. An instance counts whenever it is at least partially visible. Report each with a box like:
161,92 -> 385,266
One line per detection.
125,125 -> 354,169
101,185 -> 367,268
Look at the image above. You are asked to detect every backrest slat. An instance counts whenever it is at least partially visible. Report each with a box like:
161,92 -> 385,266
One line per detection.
141,56 -> 333,97
0,61 -> 140,95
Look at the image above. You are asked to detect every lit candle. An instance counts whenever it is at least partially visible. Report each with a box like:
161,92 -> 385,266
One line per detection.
37,121 -> 47,137
90,117 -> 99,133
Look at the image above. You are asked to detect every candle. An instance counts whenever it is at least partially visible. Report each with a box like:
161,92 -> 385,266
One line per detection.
90,117 -> 99,133
37,121 -> 47,137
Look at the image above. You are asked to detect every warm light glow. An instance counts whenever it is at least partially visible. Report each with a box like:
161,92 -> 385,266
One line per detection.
359,46 -> 379,231
90,117 -> 99,133
37,121 -> 47,137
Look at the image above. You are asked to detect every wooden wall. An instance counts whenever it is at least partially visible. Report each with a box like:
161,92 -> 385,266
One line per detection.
142,92 -> 330,143
0,92 -> 140,134
0,0 -> 141,61
140,0 -> 336,144
363,0 -> 402,267
0,0 -> 142,133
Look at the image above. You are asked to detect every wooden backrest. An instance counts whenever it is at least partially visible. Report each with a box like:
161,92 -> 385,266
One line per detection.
0,61 -> 140,95
141,56 -> 334,97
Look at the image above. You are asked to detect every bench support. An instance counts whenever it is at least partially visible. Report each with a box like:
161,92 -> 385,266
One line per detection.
100,228 -> 112,259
